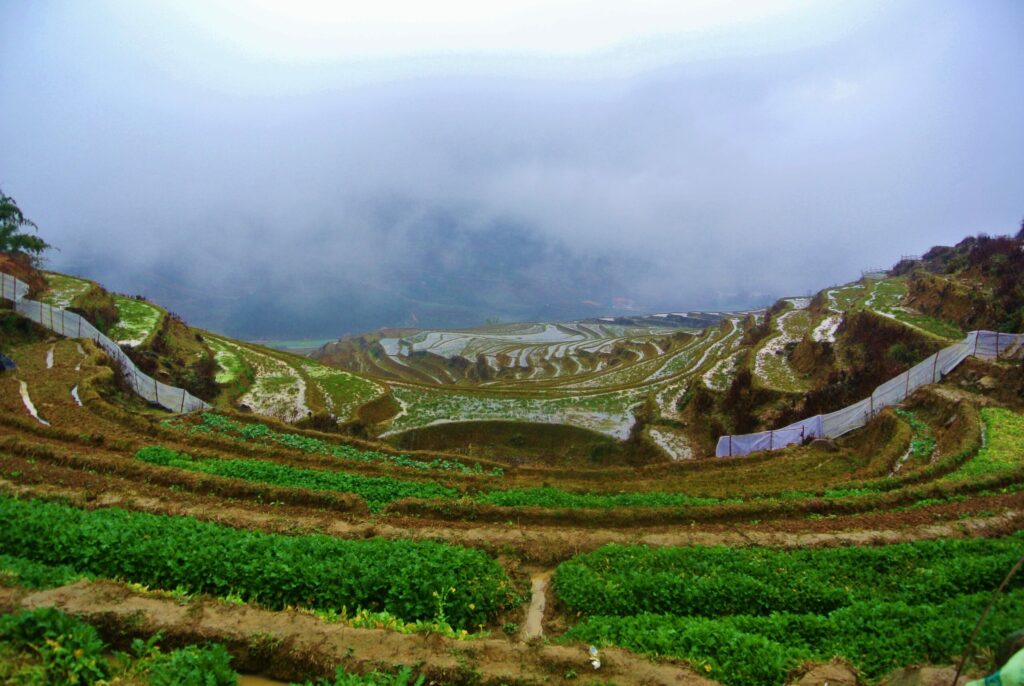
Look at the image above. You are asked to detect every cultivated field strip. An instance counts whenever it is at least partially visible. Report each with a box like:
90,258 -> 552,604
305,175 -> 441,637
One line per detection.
207,335 -> 384,423
753,301 -> 813,392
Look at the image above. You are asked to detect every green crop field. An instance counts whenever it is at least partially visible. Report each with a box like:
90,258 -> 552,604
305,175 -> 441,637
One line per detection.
108,294 -> 164,345
556,537 -> 1024,686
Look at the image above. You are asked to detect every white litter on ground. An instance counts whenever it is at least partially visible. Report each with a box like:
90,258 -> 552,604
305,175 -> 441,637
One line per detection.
71,385 -> 82,406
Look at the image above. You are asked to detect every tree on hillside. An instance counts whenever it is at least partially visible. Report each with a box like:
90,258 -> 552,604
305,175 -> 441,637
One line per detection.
0,189 -> 51,263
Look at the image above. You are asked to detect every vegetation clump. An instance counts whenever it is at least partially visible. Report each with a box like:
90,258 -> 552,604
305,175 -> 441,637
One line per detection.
0,607 -> 238,686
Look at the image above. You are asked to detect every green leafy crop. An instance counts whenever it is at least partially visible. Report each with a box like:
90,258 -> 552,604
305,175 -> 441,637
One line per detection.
193,413 -> 502,476
0,607 -> 109,685
136,446 -> 459,512
0,497 -> 521,629
555,536 -> 1024,685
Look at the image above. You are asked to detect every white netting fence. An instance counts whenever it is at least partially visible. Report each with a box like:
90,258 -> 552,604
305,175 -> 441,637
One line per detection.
716,330 -> 1024,457
1,270 -> 210,413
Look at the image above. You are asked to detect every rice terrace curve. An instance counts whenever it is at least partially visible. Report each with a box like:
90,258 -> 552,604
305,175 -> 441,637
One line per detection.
2,226 -> 1024,685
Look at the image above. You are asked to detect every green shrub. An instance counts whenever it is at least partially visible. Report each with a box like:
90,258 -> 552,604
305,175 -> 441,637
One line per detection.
299,666 -> 425,686
0,607 -> 109,685
148,643 -> 237,686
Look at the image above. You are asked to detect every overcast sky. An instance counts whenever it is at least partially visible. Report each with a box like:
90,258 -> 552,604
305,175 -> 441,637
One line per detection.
2,1 -> 1022,338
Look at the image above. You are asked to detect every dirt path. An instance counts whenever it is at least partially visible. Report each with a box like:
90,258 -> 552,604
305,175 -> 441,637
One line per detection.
2,580 -> 715,686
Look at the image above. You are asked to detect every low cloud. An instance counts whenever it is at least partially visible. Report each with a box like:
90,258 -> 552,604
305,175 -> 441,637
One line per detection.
1,1 -> 1021,338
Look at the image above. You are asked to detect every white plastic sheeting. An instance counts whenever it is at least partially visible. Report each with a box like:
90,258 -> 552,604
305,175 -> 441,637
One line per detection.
1,270 -> 209,413
716,330 -> 1024,457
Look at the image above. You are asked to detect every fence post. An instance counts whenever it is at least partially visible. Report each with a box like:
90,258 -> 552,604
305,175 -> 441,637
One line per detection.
905,370 -> 910,399
769,430 -> 774,450
932,353 -> 939,383
973,331 -> 980,357
78,316 -> 82,337
870,394 -> 874,418
180,390 -> 186,413
728,435 -> 733,457
154,378 -> 159,406
996,331 -> 1001,357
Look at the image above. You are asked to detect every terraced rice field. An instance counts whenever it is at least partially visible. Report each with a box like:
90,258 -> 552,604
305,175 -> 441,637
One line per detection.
207,335 -> 246,384
39,272 -> 92,308
753,302 -> 813,392
385,384 -> 643,439
222,338 -> 312,422
42,272 -> 165,345
108,295 -> 163,346
0,326 -> 1022,685
857,278 -> 963,340
4,266 -> 1020,685
208,335 -> 384,423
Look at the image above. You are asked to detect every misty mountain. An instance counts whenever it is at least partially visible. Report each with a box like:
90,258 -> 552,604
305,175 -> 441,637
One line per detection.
56,212 -> 676,339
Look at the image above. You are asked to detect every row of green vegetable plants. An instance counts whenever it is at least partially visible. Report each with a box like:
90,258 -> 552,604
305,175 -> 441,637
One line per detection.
134,402 -> 1018,515
136,445 -> 742,511
184,413 -> 504,476
554,536 -> 1024,685
135,446 -> 458,513
0,496 -> 521,629
564,590 -> 1023,686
